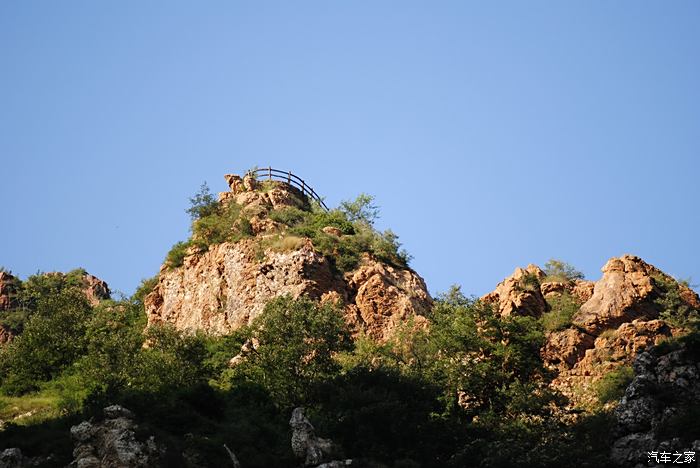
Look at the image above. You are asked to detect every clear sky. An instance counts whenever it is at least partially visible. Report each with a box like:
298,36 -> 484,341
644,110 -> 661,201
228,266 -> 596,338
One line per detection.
1,2 -> 699,298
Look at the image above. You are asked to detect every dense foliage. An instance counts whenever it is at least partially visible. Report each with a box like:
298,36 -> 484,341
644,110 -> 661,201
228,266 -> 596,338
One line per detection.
0,281 -> 621,467
165,182 -> 411,272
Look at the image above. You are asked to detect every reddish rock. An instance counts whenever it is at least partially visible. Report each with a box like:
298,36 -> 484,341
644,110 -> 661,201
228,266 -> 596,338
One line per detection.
0,324 -> 15,345
146,173 -> 432,341
82,274 -> 111,306
482,264 -> 548,317
573,255 -> 663,335
345,257 -> 432,340
0,271 -> 20,311
542,328 -> 595,369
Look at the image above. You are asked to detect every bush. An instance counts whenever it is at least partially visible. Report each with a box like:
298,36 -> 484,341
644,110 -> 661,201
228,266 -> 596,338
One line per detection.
541,292 -> 581,332
165,240 -> 192,269
222,296 -> 352,409
543,259 -> 584,283
654,274 -> 700,331
186,182 -> 218,221
0,290 -> 92,395
593,365 -> 634,404
339,193 -> 379,226
132,275 -> 159,305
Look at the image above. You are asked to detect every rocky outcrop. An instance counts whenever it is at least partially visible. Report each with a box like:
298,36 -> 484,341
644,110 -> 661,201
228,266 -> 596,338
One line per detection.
485,255 -> 699,408
611,343 -> 700,467
81,274 -> 111,306
0,271 -> 20,311
540,279 -> 595,303
573,255 -> 683,336
542,328 -> 595,368
0,324 -> 14,345
344,258 -> 431,339
147,239 -> 343,334
146,173 -> 432,341
290,407 -> 352,467
481,264 -> 548,317
39,271 -> 111,306
69,405 -> 161,468
0,448 -> 51,468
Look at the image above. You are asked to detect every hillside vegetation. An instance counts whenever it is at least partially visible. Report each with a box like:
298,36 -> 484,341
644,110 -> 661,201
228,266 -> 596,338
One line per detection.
1,179 -> 698,467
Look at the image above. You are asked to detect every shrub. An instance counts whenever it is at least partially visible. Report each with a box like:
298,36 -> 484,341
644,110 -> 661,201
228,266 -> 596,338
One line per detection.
541,292 -> 581,332
543,259 -> 584,283
165,241 -> 192,269
223,296 -> 352,409
654,274 -> 700,331
0,290 -> 92,395
593,365 -> 634,404
132,275 -> 159,305
186,182 -> 218,221
339,193 -> 379,226
517,272 -> 541,292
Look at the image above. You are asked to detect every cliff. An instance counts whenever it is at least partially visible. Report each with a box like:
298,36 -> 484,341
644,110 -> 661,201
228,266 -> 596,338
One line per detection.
483,254 -> 700,407
145,173 -> 432,340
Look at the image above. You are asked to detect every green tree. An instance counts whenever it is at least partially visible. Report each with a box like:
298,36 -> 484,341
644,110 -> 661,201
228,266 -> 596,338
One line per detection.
224,296 -> 352,408
339,193 -> 379,226
543,259 -> 584,282
186,182 -> 219,220
0,289 -> 92,394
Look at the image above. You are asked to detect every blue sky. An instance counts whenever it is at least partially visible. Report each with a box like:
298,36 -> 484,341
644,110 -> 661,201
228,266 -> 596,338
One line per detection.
1,2 -> 698,297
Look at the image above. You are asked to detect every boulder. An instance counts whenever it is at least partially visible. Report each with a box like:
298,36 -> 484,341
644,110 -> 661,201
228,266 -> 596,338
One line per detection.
573,255 -> 663,335
0,324 -> 14,345
542,328 -> 595,369
345,257 -> 432,340
0,271 -> 20,311
290,407 -> 351,467
69,405 -> 161,468
482,264 -> 548,317
610,346 -> 700,466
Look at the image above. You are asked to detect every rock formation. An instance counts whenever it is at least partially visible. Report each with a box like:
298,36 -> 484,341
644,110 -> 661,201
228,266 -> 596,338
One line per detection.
484,255 -> 699,406
481,264 -> 549,317
69,405 -> 162,468
146,173 -> 431,340
0,324 -> 14,345
611,343 -> 700,467
290,407 -> 352,467
573,255 -> 669,335
42,271 -> 111,306
0,448 -> 52,468
0,271 -> 20,311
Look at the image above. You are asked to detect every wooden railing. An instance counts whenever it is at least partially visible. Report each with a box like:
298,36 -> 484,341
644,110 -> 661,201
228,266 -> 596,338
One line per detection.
249,167 -> 329,211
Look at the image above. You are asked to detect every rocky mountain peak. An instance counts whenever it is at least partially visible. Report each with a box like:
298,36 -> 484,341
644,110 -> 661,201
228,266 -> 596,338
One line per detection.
483,254 -> 699,407
145,171 -> 431,340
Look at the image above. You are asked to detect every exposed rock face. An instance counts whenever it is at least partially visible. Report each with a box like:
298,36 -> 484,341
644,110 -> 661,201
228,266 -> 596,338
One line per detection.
542,328 -> 595,368
0,271 -> 20,311
0,324 -> 14,345
146,174 -> 432,340
42,271 -> 111,306
611,345 -> 700,467
481,264 -> 548,317
345,258 -> 431,339
485,255 -> 699,408
81,274 -> 111,306
69,405 -> 161,468
290,407 -> 351,467
540,279 -> 595,303
147,239 -> 343,334
0,448 -> 50,468
573,255 -> 672,335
